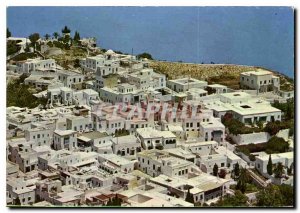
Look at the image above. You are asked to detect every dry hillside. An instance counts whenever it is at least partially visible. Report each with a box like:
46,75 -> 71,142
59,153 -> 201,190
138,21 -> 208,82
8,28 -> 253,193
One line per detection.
149,61 -> 293,90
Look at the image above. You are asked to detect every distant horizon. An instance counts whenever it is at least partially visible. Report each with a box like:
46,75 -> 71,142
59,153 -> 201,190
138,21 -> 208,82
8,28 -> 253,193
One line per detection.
7,6 -> 294,78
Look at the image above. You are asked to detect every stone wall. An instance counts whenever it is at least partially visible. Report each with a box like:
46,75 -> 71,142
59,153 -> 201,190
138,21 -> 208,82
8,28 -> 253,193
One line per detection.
230,129 -> 289,145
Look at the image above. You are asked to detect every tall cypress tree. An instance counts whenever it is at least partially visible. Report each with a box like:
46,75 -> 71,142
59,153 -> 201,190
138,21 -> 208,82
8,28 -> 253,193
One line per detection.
213,163 -> 218,176
234,162 -> 240,179
267,155 -> 273,175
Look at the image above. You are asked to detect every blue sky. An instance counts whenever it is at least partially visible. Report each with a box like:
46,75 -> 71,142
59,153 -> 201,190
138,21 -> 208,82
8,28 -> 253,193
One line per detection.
7,7 -> 294,77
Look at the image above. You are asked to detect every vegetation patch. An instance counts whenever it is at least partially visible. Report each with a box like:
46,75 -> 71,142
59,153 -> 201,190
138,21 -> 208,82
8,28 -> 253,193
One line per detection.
236,136 -> 289,156
7,74 -> 48,108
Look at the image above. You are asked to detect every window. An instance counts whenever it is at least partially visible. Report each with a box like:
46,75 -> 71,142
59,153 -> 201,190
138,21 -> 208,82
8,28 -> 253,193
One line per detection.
221,163 -> 225,167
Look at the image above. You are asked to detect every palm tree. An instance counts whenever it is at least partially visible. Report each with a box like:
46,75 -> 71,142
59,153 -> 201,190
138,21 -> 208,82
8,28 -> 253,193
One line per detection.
53,32 -> 59,39
44,34 -> 50,40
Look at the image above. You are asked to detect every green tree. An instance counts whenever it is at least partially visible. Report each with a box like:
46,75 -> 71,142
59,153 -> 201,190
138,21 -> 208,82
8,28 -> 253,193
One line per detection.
74,58 -> 80,68
216,190 -> 248,207
44,34 -> 50,40
7,40 -> 20,56
273,162 -> 284,178
233,162 -> 240,179
287,163 -> 293,175
62,25 -> 71,34
219,169 -> 226,178
265,136 -> 289,154
278,184 -> 294,206
53,32 -> 60,39
29,33 -> 40,51
236,168 -> 248,194
267,155 -> 273,175
137,52 -> 153,60
213,163 -> 218,176
73,31 -> 81,41
256,184 -> 293,207
7,75 -> 48,108
7,28 -> 12,38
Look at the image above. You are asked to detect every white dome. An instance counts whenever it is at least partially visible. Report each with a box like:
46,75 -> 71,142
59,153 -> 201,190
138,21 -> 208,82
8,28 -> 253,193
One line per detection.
106,49 -> 115,55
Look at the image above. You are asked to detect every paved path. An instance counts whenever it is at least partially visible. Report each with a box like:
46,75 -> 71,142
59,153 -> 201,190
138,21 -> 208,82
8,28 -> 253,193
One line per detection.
247,169 -> 268,188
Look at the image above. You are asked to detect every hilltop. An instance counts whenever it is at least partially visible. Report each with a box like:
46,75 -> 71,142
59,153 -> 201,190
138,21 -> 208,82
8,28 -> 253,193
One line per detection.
149,61 -> 294,91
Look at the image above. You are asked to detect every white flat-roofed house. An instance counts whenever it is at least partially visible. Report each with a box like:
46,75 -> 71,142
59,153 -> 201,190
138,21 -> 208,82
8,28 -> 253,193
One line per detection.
255,152 -> 293,175
150,173 -> 230,205
60,87 -> 73,106
7,162 -> 19,178
167,78 -> 207,93
35,179 -> 63,203
204,92 -> 282,124
125,68 -> 166,90
47,88 -> 62,106
81,53 -> 120,74
136,127 -> 177,150
57,70 -> 84,89
24,75 -> 62,90
38,150 -> 97,172
111,135 -> 142,158
91,110 -> 126,134
77,131 -> 112,153
50,186 -> 84,206
199,118 -> 225,143
207,84 -> 228,94
181,140 -> 218,156
53,130 -> 77,150
197,153 -> 227,174
137,150 -> 194,178
25,127 -> 53,147
98,154 -> 135,174
66,115 -> 92,133
240,70 -> 280,92
7,177 -> 36,205
186,88 -> 208,99
181,109 -> 213,132
16,58 -> 56,74
8,138 -> 51,173
82,89 -> 101,106
196,144 -> 242,174
119,187 -> 194,207
99,84 -> 139,105
164,147 -> 196,164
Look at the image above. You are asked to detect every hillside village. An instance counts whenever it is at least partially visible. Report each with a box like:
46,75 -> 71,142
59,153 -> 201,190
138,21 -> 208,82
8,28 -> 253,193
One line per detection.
6,27 -> 294,207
